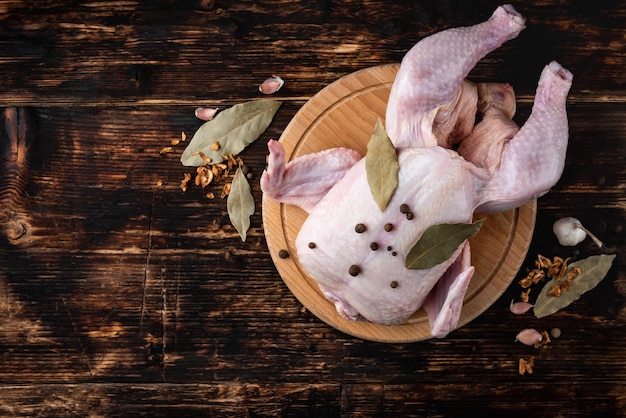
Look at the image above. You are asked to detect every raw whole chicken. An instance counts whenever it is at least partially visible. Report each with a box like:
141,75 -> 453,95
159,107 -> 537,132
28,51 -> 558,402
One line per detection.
261,5 -> 573,338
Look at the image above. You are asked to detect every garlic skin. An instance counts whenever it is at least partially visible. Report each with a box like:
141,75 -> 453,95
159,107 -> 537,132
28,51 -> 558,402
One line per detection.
259,75 -> 284,94
553,217 -> 604,247
515,328 -> 543,346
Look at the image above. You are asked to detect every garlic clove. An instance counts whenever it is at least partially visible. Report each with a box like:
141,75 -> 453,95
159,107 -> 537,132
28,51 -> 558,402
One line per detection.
195,107 -> 219,121
510,300 -> 534,315
553,216 -> 586,246
553,217 -> 604,248
515,328 -> 543,346
259,75 -> 284,94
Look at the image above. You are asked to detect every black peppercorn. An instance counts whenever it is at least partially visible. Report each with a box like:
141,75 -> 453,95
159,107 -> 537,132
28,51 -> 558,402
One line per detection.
406,212 -> 415,220
370,242 -> 379,251
355,223 -> 366,233
390,281 -> 398,288
384,223 -> 393,232
349,265 -> 360,276
399,203 -> 410,214
308,242 -> 316,249
278,249 -> 289,259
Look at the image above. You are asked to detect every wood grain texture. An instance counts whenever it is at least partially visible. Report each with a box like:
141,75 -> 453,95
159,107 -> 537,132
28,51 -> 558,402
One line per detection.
0,0 -> 625,416
0,0 -> 624,106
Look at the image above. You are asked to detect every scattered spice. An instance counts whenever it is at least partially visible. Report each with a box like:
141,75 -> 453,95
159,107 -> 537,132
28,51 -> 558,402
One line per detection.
536,330 -> 551,348
160,146 -> 174,156
536,254 -> 552,269
370,242 -> 379,251
180,173 -> 191,192
518,356 -> 535,375
387,245 -> 393,251
171,138 -> 180,146
220,182 -> 231,198
278,249 -> 289,259
547,284 -> 561,297
520,288 -> 531,303
206,192 -> 215,199
181,131 -> 187,142
355,223 -> 367,233
191,150 -> 212,164
390,281 -> 398,288
349,265 -> 360,277
550,328 -> 561,338
399,204 -> 410,214
406,212 -> 415,220
195,166 -> 214,188
308,242 -> 316,249
212,141 -> 221,151
384,223 -> 394,232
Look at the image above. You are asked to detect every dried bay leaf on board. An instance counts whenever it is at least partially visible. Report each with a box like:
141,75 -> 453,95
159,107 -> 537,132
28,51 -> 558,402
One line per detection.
534,253 -> 616,319
365,118 -> 399,211
181,100 -> 282,166
405,219 -> 484,270
227,167 -> 255,241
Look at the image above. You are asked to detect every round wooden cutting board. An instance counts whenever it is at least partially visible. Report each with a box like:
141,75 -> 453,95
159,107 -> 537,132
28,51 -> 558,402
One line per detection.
262,64 -> 536,343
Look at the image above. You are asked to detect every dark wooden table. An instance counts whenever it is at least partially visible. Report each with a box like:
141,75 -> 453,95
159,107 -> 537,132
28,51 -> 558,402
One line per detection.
0,1 -> 624,416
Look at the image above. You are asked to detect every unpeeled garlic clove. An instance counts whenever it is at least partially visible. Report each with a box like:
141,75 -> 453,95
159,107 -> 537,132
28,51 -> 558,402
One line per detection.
510,300 -> 534,315
515,328 -> 543,346
552,217 -> 604,248
195,107 -> 219,121
259,75 -> 284,94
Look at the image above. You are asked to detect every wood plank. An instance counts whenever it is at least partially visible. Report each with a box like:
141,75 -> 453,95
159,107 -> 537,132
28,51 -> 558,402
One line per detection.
0,1 -> 623,106
0,382 -> 623,417
0,104 -> 624,389
0,383 -> 341,417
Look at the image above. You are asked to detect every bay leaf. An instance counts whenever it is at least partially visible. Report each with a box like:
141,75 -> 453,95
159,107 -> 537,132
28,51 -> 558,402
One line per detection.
181,100 -> 282,166
534,253 -> 616,319
405,219 -> 484,270
365,118 -> 399,211
227,167 -> 255,242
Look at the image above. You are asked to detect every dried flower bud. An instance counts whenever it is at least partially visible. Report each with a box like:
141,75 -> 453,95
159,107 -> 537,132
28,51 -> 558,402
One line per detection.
510,300 -> 534,315
195,107 -> 219,121
515,328 -> 543,346
259,75 -> 284,95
